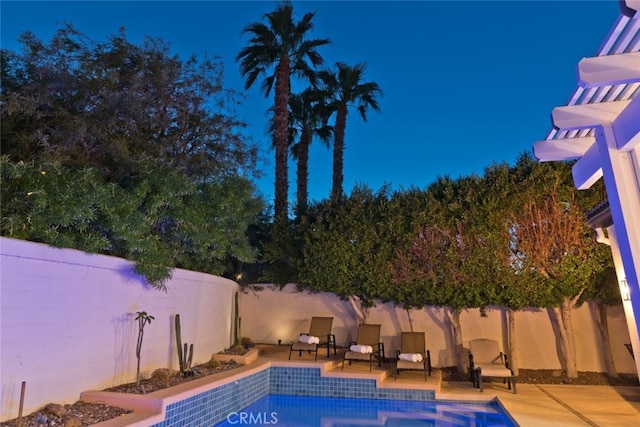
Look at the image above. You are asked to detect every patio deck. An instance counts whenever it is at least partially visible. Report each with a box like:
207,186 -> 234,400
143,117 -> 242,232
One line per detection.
258,344 -> 640,427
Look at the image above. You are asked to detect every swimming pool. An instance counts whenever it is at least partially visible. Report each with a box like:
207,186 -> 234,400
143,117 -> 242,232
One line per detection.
149,365 -> 516,426
214,394 -> 516,426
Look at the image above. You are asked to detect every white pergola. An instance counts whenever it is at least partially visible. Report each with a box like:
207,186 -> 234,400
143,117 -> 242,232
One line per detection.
533,0 -> 640,378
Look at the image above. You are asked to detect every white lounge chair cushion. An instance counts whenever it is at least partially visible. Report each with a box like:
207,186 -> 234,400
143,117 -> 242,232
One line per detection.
476,364 -> 513,377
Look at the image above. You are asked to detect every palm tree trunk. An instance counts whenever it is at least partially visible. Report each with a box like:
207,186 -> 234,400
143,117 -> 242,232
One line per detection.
295,127 -> 311,216
274,57 -> 291,218
331,103 -> 347,201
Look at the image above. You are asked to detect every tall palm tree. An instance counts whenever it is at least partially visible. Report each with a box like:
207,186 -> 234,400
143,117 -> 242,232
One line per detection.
236,1 -> 330,218
288,89 -> 333,216
317,62 -> 382,201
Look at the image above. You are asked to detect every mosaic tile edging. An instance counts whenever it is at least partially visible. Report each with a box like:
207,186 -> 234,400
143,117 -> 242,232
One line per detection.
151,364 -> 435,426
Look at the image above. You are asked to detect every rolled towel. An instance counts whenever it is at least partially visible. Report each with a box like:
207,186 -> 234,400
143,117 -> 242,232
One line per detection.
349,344 -> 373,354
398,353 -> 423,362
298,334 -> 320,344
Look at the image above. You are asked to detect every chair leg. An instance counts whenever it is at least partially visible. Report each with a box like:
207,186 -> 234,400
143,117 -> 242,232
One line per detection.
477,369 -> 483,392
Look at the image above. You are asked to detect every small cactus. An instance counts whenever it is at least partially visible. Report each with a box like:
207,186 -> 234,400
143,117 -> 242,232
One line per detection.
175,314 -> 194,377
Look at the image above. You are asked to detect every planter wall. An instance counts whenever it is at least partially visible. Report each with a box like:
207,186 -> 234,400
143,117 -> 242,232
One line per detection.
213,347 -> 260,365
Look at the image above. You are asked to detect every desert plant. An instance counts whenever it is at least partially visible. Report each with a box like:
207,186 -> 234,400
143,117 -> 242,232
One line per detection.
151,368 -> 174,387
240,336 -> 253,348
233,291 -> 242,346
204,357 -> 221,370
135,311 -> 155,385
174,314 -> 194,377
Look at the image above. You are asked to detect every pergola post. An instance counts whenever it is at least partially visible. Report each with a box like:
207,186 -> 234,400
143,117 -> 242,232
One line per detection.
593,122 -> 640,370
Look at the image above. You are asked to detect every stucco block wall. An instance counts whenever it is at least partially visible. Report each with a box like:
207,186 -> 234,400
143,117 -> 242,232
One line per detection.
1,237 -> 636,421
240,284 -> 636,373
0,237 -> 238,422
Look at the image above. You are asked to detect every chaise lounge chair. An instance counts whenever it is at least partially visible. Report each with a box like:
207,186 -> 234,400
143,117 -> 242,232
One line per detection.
342,323 -> 386,371
395,331 -> 431,381
468,338 -> 516,394
289,316 -> 337,361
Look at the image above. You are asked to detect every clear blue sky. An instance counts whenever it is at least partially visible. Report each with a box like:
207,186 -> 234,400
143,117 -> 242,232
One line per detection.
1,1 -> 621,205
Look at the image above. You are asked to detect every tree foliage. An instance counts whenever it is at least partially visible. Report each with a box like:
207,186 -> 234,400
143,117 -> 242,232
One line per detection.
1,25 -> 264,289
298,186 -> 394,322
316,62 -> 382,201
2,24 -> 258,184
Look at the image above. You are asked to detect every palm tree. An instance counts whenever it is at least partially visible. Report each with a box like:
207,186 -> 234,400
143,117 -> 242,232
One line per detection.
236,1 -> 330,218
317,62 -> 382,201
288,89 -> 333,216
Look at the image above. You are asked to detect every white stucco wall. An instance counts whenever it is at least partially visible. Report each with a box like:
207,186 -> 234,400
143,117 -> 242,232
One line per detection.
0,237 -> 238,422
240,284 -> 636,373
1,237 -> 636,421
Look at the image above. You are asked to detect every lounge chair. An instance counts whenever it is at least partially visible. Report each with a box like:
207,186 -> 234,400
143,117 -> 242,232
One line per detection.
468,338 -> 516,394
395,331 -> 431,381
289,316 -> 337,361
342,323 -> 386,371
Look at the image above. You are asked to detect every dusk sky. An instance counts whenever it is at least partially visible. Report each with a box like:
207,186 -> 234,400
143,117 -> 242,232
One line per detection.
1,1 -> 621,204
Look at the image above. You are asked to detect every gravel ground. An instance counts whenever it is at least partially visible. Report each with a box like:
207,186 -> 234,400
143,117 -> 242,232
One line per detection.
442,367 -> 640,386
3,365 -> 637,427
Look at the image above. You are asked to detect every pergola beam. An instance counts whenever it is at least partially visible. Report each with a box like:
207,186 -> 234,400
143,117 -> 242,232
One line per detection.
613,95 -> 640,151
533,137 -> 594,161
551,100 -> 631,131
572,142 -> 603,190
578,52 -> 640,88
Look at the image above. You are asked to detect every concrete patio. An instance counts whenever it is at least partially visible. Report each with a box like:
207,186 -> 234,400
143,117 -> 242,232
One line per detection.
258,344 -> 640,427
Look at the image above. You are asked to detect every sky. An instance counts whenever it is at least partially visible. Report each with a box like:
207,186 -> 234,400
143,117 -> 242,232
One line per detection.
1,0 -> 622,205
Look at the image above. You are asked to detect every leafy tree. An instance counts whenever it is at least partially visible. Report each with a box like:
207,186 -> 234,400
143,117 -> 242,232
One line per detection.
1,24 -> 258,185
507,156 -> 607,379
237,1 -> 330,218
298,186 -> 394,323
1,25 -> 264,288
316,62 -> 382,201
1,157 -> 263,289
390,176 -> 499,373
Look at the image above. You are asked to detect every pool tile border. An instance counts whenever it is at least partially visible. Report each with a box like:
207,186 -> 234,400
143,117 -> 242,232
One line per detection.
84,360 -> 436,427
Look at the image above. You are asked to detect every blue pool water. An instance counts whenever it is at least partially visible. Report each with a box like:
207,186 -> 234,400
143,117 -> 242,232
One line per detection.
214,394 -> 516,426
